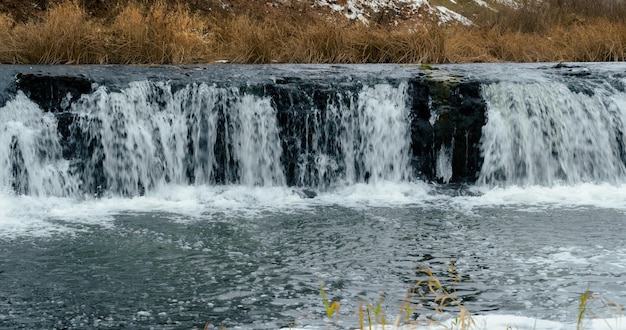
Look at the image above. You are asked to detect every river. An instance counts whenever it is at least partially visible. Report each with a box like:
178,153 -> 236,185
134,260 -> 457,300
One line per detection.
1,63 -> 626,329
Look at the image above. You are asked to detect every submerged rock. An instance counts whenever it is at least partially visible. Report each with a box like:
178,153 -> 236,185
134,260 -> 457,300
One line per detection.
294,188 -> 318,199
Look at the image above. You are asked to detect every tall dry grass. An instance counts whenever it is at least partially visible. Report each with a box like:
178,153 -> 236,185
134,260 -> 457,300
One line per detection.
0,13 -> 16,63
446,27 -> 559,63
1,0 -> 626,64
0,0 -> 212,64
348,24 -> 446,63
548,20 -> 626,62
9,1 -> 99,64
282,20 -> 351,63
211,16 -> 281,64
481,0 -> 626,33
107,1 -> 209,64
204,14 -> 446,64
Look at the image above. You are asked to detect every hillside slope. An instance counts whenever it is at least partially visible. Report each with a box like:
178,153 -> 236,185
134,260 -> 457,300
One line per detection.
1,0 -> 626,64
0,0 -> 507,25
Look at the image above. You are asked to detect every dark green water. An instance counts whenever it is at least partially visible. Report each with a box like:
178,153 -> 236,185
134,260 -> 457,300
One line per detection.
1,204 -> 625,329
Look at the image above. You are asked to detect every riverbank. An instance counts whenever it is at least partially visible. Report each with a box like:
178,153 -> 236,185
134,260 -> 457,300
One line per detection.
1,0 -> 626,64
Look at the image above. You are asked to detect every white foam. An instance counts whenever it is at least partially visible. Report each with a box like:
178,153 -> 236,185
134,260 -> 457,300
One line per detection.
0,192 -> 88,238
0,185 -> 311,238
6,181 -> 626,238
453,183 -> 626,211
315,180 -> 436,208
0,181 -> 438,238
283,314 -> 626,330
444,314 -> 625,329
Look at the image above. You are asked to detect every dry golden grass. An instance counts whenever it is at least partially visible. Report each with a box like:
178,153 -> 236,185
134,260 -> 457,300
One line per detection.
211,16 -> 281,64
107,1 -> 210,64
549,20 -> 626,62
0,13 -> 16,63
1,0 -> 626,64
457,28 -> 558,63
348,24 -> 446,64
282,19 -> 351,63
9,1 -> 99,64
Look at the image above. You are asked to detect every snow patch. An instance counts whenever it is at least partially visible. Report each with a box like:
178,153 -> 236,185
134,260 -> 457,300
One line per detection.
316,0 -> 474,25
435,5 -> 473,25
473,0 -> 491,7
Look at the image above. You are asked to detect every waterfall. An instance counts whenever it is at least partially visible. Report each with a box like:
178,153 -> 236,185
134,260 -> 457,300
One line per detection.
71,81 -> 286,196
232,94 -> 285,187
291,82 -> 413,189
0,93 -> 78,197
8,65 -> 626,198
436,144 -> 453,184
0,78 -> 415,197
356,82 -> 412,183
478,81 -> 626,187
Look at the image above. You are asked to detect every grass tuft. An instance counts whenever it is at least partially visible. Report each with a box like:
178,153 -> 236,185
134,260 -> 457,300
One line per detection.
10,1 -> 97,64
108,1 -> 209,64
312,266 -> 624,330
319,281 -> 341,320
0,13 -> 16,63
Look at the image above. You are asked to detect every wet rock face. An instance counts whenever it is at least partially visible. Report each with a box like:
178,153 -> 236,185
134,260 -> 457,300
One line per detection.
7,68 -> 487,191
407,78 -> 486,183
431,80 -> 486,183
407,79 -> 435,180
15,73 -> 93,113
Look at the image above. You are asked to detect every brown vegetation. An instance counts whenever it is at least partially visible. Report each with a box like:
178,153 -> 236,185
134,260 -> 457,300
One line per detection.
0,0 -> 626,64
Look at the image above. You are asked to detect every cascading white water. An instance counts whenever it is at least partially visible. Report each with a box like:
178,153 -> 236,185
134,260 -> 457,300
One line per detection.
299,82 -> 413,188
0,78 -> 415,197
436,144 -> 453,184
356,82 -> 412,183
479,81 -> 626,186
75,81 -> 191,195
232,94 -> 285,186
0,92 -> 78,196
0,81 -> 288,197
295,91 -> 355,187
182,83 -> 225,185
73,81 -> 286,195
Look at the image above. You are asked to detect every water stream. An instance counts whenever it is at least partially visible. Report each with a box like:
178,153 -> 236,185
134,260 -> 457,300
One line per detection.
1,64 -> 626,329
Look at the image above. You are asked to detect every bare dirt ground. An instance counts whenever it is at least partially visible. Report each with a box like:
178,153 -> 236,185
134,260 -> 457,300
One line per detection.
0,0 -> 326,22
0,0 -> 47,21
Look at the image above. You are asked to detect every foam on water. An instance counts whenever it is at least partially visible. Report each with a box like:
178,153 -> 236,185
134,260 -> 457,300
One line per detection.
282,315 -> 626,329
6,180 -> 626,239
358,315 -> 626,330
315,180 -> 436,207
454,183 -> 626,211
0,181 -> 438,238
0,191 -> 84,238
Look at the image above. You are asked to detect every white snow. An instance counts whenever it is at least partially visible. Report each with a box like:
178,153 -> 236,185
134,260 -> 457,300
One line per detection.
472,0 -> 491,7
316,0 -> 475,25
434,5 -> 473,25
